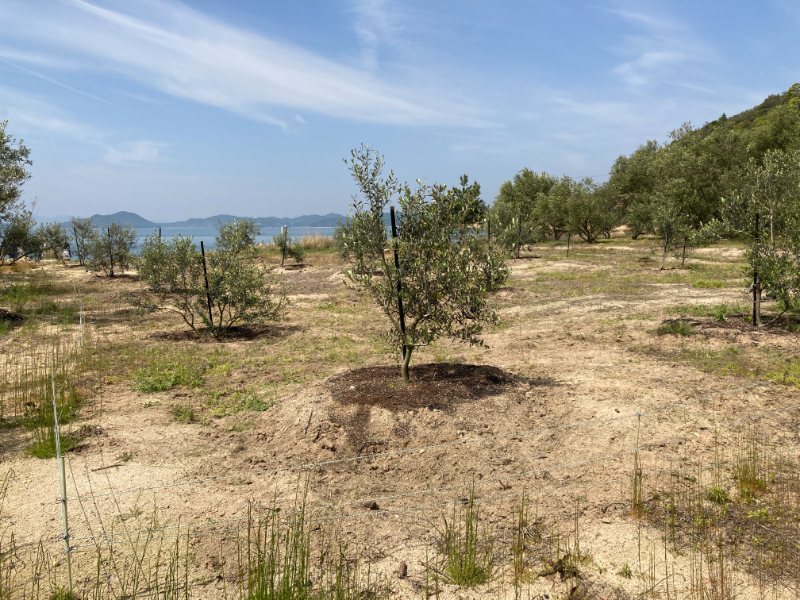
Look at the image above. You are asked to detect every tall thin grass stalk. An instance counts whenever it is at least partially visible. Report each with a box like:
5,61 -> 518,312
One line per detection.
438,486 -> 492,587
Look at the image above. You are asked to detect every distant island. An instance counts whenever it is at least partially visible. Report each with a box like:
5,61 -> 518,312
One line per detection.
53,211 -> 346,230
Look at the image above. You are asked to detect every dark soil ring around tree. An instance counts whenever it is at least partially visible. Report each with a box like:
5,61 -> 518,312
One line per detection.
327,363 -> 515,412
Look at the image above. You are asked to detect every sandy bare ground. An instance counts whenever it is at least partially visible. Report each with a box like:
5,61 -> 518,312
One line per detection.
1,246 -> 799,599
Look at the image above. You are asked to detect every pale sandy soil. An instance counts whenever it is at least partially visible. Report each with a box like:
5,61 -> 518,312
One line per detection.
1,247 -> 798,599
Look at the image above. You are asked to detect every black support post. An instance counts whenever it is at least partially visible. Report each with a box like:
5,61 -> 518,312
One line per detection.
200,241 -> 214,332
390,207 -> 407,359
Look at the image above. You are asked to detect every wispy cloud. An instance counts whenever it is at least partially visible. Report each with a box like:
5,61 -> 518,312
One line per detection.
0,0 -> 487,128
104,141 -> 166,165
1,59 -> 119,106
0,87 -> 167,167
605,7 -> 713,89
350,0 -> 405,71
0,47 -> 81,70
0,86 -> 104,145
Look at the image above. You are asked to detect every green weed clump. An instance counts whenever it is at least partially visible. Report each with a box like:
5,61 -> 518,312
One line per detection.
47,585 -> 80,600
131,351 -> 205,392
656,320 -> 697,336
0,281 -> 53,307
26,431 -> 77,459
171,404 -> 196,423
766,356 -> 800,388
691,279 -> 726,288
23,379 -> 83,459
204,388 -> 275,416
706,486 -> 731,505
0,319 -> 14,337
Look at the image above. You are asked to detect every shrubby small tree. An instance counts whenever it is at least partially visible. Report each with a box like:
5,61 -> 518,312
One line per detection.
0,206 -> 39,264
0,121 -> 38,264
206,220 -> 287,333
564,178 -> 616,243
340,145 -> 508,384
491,169 -> 553,255
652,202 -> 688,269
86,221 -> 137,276
37,222 -> 70,262
533,183 -> 570,240
273,230 -> 307,266
71,217 -> 94,266
137,233 -> 205,330
607,140 -> 661,239
135,220 -> 287,336
722,149 -> 800,325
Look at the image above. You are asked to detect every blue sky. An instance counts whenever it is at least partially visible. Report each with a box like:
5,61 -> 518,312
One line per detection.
2,0 -> 799,221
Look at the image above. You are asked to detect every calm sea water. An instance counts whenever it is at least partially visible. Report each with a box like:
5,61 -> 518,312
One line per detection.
130,226 -> 335,252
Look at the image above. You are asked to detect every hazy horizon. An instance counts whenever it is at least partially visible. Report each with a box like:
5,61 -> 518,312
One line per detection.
33,210 -> 348,224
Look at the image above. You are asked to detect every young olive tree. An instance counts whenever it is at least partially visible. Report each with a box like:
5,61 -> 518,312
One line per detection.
534,177 -> 571,240
136,233 -> 206,330
491,169 -> 553,255
653,201 -> 689,270
37,222 -> 70,262
86,221 -> 137,276
722,149 -> 800,325
135,221 -> 287,336
564,178 -> 616,243
272,229 -> 307,266
340,145 -> 508,384
70,217 -> 94,266
0,121 -> 39,264
0,206 -> 39,264
205,220 -> 288,334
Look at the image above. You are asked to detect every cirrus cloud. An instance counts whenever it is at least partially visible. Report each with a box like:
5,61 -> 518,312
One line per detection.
0,0 -> 489,129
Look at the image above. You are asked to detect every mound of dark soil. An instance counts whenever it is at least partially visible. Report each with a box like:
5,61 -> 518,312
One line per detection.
0,308 -> 25,324
327,362 -> 515,412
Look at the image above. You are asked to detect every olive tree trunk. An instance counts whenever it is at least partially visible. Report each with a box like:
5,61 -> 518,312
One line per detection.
401,345 -> 413,385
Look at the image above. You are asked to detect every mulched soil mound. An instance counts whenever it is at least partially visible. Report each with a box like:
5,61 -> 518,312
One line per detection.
327,362 -> 515,412
0,308 -> 25,323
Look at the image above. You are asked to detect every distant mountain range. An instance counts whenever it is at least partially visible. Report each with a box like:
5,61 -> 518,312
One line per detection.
52,211 -> 346,229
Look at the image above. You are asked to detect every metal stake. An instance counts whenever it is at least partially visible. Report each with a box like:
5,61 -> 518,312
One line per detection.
753,212 -> 761,327
281,225 -> 288,268
52,377 -> 73,595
